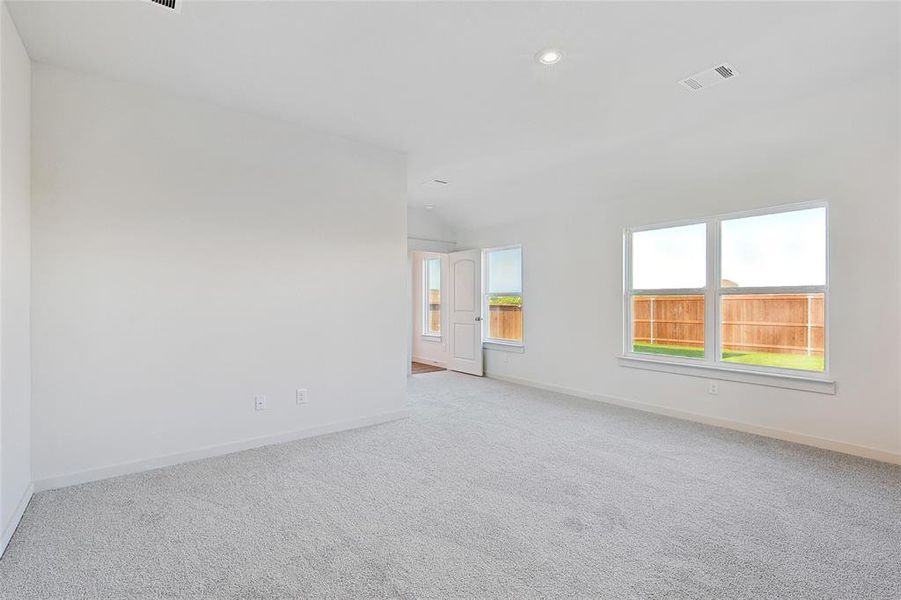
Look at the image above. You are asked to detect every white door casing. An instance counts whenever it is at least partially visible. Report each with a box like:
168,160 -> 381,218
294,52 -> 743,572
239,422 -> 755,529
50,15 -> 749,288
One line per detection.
448,249 -> 483,376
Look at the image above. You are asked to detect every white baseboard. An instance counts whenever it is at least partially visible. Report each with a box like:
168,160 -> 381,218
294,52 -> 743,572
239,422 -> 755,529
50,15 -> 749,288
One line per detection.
34,408 -> 411,492
412,356 -> 447,368
487,373 -> 901,465
1,482 -> 34,558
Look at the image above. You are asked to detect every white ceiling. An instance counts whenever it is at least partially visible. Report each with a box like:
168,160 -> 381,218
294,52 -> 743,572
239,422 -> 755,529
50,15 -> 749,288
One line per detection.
7,1 -> 899,231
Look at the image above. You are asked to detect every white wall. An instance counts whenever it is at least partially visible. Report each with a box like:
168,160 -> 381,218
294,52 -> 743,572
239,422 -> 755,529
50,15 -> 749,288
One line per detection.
0,2 -> 32,550
407,206 -> 455,253
410,251 -> 448,367
458,74 -> 901,460
30,65 -> 408,487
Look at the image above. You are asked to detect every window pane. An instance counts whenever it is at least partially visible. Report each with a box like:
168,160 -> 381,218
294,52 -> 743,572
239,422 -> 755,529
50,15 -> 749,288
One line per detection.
632,224 -> 706,289
425,258 -> 440,335
488,294 -> 522,342
721,207 -> 825,287
721,293 -> 824,371
632,295 -> 704,358
487,247 -> 522,294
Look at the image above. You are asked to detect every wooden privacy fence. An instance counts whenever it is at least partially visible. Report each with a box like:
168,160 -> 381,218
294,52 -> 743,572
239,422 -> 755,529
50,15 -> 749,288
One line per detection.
428,290 -> 440,332
633,295 -> 705,349
428,292 -> 524,341
488,305 -> 523,341
633,294 -> 824,356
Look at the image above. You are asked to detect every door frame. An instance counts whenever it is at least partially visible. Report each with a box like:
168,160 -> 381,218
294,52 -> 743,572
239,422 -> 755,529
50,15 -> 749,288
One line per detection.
409,250 -> 450,373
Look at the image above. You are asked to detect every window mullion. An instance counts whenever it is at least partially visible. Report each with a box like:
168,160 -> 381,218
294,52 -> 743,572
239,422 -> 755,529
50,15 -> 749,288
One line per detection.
706,219 -> 719,364
422,260 -> 429,335
623,232 -> 630,354
719,285 -> 825,295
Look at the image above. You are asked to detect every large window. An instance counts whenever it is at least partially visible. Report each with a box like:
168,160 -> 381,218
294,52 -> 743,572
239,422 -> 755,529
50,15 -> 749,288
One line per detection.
423,257 -> 441,337
625,204 -> 827,374
484,246 -> 523,344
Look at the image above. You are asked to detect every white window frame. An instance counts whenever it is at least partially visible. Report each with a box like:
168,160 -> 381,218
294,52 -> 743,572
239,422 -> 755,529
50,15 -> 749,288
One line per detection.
422,256 -> 441,338
482,245 -> 524,348
620,200 -> 834,394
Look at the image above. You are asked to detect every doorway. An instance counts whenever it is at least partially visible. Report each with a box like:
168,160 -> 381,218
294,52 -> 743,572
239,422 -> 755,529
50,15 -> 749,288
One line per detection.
409,249 -> 484,377
410,250 -> 449,375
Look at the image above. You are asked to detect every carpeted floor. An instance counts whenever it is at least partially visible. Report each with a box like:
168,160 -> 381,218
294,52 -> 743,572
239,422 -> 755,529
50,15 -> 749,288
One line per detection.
1,372 -> 899,599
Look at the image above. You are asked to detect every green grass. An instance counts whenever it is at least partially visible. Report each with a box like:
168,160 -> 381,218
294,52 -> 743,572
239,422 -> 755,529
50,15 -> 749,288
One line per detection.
632,343 -> 704,359
721,351 -> 824,371
488,296 -> 522,306
632,343 -> 824,372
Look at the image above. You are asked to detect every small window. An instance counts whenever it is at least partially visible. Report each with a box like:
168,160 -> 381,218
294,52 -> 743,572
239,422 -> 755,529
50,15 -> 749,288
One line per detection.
423,257 -> 441,337
625,203 -> 828,375
484,246 -> 523,344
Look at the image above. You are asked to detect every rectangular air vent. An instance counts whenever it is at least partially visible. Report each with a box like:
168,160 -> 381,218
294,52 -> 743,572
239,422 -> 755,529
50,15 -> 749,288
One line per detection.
714,65 -> 734,79
679,63 -> 738,91
148,0 -> 179,12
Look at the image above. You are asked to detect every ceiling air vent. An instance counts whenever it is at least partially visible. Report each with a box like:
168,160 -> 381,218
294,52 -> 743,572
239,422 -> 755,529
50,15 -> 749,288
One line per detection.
679,63 -> 738,91
148,0 -> 179,12
715,65 -> 734,79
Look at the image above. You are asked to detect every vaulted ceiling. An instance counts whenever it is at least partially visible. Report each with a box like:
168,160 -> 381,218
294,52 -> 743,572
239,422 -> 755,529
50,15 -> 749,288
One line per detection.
8,1 -> 898,230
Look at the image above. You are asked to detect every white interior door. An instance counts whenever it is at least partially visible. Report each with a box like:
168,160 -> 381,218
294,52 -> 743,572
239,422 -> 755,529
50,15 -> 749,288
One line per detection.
448,249 -> 483,376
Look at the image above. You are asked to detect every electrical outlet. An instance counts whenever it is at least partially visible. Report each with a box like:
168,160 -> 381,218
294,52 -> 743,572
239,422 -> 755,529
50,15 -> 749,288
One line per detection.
296,388 -> 308,405
254,395 -> 267,411
707,382 -> 719,395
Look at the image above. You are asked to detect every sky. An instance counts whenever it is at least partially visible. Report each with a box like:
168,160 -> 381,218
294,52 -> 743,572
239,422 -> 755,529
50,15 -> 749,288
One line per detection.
427,257 -> 440,291
487,247 -> 522,294
633,207 -> 826,289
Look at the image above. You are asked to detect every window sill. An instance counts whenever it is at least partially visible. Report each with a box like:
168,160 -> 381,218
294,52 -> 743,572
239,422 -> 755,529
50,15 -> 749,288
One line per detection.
617,354 -> 835,395
421,334 -> 442,342
483,341 -> 525,354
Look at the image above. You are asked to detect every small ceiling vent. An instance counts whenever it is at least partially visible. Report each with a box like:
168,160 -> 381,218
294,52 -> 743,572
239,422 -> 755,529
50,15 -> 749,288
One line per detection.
679,63 -> 738,91
420,178 -> 449,188
148,0 -> 179,12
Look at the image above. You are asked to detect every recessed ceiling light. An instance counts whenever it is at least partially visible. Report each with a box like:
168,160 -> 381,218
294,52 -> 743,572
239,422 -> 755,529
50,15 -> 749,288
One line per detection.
424,204 -> 435,210
536,48 -> 563,65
